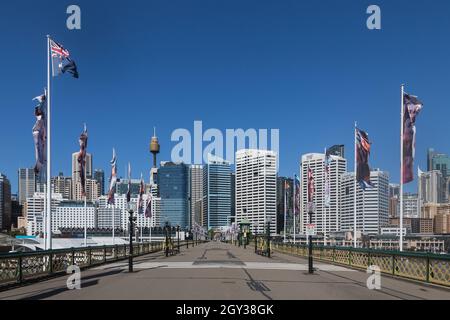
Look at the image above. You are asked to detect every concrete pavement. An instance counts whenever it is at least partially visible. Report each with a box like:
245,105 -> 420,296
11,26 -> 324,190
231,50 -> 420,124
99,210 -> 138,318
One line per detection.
1,241 -> 449,300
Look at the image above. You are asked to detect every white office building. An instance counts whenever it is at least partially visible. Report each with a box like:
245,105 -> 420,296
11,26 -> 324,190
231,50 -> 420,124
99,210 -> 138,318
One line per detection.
340,170 -> 390,236
97,194 -> 159,231
190,165 -> 203,227
51,201 -> 96,232
25,192 -> 63,236
300,153 -> 347,237
235,149 -> 277,235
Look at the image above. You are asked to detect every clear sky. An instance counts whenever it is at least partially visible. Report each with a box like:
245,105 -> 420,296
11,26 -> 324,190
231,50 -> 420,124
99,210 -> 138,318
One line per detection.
1,0 -> 449,193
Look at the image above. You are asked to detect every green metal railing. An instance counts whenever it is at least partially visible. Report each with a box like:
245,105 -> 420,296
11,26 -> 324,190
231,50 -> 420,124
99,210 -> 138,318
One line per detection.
255,236 -> 271,257
0,242 -> 166,288
272,242 -> 450,287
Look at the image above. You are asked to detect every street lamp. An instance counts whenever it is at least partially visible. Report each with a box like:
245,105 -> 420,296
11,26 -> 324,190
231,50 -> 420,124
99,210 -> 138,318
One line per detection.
177,225 -> 180,252
266,217 -> 272,258
164,222 -> 170,257
128,207 -> 137,273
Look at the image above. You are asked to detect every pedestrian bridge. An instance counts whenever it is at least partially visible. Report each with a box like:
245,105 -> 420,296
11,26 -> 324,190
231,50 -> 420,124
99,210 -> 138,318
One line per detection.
0,241 -> 449,300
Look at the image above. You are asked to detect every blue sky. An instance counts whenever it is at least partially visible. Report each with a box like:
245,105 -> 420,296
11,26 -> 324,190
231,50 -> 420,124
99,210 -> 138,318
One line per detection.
1,0 -> 449,193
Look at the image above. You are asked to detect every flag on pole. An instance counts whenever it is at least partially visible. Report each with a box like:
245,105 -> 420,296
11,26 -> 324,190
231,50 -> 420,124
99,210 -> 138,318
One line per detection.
294,175 -> 300,216
107,149 -> 117,205
126,163 -> 132,203
144,195 -> 152,218
324,150 -> 331,207
137,173 -> 145,214
356,127 -> 373,190
403,93 -> 423,184
50,39 -> 79,78
77,124 -> 88,197
32,90 -> 47,176
307,166 -> 315,203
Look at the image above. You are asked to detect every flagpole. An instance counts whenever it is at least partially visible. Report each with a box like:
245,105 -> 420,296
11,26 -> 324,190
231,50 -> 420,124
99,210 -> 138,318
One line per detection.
323,148 -> 327,247
83,126 -> 88,247
46,35 -> 52,250
84,195 -> 87,247
354,121 -> 357,248
112,204 -> 115,245
400,84 -> 405,252
293,174 -> 296,244
284,182 -> 287,243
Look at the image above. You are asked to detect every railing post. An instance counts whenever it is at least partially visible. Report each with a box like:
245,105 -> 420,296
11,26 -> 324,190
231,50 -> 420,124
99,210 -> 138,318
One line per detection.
18,256 -> 23,284
88,247 -> 92,266
72,248 -> 76,266
392,254 -> 396,275
49,252 -> 53,275
333,247 -> 336,263
426,254 -> 430,283
103,246 -> 107,263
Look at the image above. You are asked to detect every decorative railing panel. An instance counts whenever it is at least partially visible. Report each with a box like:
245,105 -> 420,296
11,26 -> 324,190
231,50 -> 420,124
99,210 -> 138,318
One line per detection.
271,242 -> 450,287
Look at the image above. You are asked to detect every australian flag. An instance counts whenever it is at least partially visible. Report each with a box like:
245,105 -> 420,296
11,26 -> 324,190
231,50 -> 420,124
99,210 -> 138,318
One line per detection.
50,39 -> 79,78
356,127 -> 373,190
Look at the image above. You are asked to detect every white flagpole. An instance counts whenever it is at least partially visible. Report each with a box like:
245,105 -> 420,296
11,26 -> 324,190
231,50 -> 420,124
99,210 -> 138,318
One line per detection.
283,182 -> 287,243
46,35 -> 52,250
400,84 -> 405,251
354,121 -> 357,248
84,194 -> 87,247
323,148 -> 327,247
293,174 -> 296,244
112,204 -> 115,245
84,126 -> 88,247
43,184 -> 47,250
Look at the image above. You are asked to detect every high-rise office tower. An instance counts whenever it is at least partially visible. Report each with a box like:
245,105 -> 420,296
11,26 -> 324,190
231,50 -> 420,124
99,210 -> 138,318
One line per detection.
25,192 -> 63,236
340,170 -> 390,236
18,168 -> 37,205
235,149 -> 277,235
300,153 -> 347,237
418,170 -> 445,204
389,183 -> 400,218
0,173 -> 12,231
203,156 -> 231,229
52,173 -> 72,200
277,177 -> 294,235
72,152 -> 93,200
427,148 -> 450,202
190,165 -> 203,227
94,169 -> 105,195
158,162 -> 190,229
327,145 -> 345,158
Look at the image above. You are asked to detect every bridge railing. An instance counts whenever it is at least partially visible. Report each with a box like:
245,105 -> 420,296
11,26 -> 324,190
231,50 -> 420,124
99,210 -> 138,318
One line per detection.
0,242 -> 164,289
271,242 -> 450,287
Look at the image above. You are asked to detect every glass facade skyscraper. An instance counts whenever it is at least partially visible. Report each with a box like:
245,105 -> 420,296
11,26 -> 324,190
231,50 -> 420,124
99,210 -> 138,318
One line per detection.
203,158 -> 231,229
158,162 -> 190,229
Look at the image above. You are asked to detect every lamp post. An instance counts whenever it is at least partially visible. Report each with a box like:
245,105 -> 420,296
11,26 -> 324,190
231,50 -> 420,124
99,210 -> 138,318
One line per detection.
177,225 -> 180,253
307,203 -> 314,274
266,217 -> 272,258
164,222 -> 170,257
128,208 -> 137,273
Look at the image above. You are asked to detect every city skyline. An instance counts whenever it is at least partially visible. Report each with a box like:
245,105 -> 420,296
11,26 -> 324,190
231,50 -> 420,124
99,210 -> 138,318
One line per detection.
2,1 -> 450,194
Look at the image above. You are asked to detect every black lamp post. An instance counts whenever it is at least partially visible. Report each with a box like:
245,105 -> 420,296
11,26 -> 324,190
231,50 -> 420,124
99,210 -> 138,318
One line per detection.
128,208 -> 137,273
307,203 -> 314,274
177,225 -> 180,252
164,222 -> 170,257
266,217 -> 272,258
